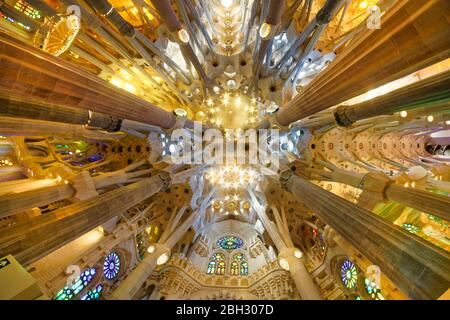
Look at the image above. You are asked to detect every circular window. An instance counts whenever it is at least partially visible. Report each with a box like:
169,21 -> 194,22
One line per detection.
341,259 -> 358,289
103,252 -> 121,280
217,236 -> 244,250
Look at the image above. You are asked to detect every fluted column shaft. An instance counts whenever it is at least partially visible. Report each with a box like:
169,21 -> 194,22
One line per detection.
248,190 -> 322,299
384,184 -> 450,221
110,209 -> 201,299
278,248 -> 323,300
282,172 -> 450,299
327,169 -> 450,221
0,174 -> 167,265
0,96 -> 122,131
0,32 -> 176,128
109,243 -> 170,300
0,116 -> 123,140
334,70 -> 450,126
0,184 -> 74,219
149,0 -> 209,83
276,0 -> 450,125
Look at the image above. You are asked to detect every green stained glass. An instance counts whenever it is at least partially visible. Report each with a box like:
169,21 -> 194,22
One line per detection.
341,260 -> 358,289
401,223 -> 420,234
240,261 -> 248,275
364,278 -> 384,300
230,261 -> 239,275
81,285 -> 103,300
54,268 -> 97,300
217,236 -> 244,250
207,261 -> 216,274
207,252 -> 227,275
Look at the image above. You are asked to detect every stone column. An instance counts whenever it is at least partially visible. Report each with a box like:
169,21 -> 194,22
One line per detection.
325,168 -> 450,221
276,0 -> 450,126
0,32 -> 176,129
333,70 -> 450,127
0,96 -> 123,132
0,184 -> 74,219
0,174 -> 169,265
0,116 -> 124,140
148,0 -> 210,84
281,171 -> 450,299
110,189 -> 215,300
109,209 -> 201,300
278,247 -> 323,300
109,243 -> 170,300
247,189 -> 322,299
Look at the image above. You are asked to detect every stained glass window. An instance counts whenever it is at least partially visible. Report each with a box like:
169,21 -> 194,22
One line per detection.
217,261 -> 225,275
401,223 -> 420,234
364,278 -> 385,300
217,236 -> 244,250
230,261 -> 239,275
54,268 -> 96,300
81,285 -> 103,300
14,0 -> 41,19
233,253 -> 244,261
213,252 -> 225,260
207,261 -> 216,274
103,252 -> 121,280
230,253 -> 248,276
207,252 -> 225,275
341,259 -> 358,289
240,261 -> 248,275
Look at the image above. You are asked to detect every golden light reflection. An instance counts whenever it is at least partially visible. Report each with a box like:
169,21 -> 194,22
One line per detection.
205,165 -> 260,189
202,92 -> 259,130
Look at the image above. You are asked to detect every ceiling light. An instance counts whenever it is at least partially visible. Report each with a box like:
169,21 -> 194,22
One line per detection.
259,22 -> 272,39
278,258 -> 289,271
220,0 -> 233,8
173,108 -> 187,118
157,252 -> 170,265
399,110 -> 408,118
177,28 -> 190,44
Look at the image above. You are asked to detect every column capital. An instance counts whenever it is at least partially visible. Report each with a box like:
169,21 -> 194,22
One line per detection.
277,247 -> 304,270
279,169 -> 294,190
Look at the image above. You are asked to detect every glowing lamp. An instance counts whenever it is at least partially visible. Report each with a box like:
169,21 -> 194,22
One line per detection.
294,249 -> 303,259
177,28 -> 190,44
279,258 -> 290,271
259,22 -> 272,39
157,252 -> 170,265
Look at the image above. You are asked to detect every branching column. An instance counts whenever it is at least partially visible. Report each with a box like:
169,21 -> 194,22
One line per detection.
0,174 -> 170,265
281,171 -> 450,299
0,32 -> 176,128
276,0 -> 450,125
247,188 -> 322,300
109,189 -> 216,300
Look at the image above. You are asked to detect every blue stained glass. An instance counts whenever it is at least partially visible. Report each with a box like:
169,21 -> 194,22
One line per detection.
217,236 -> 244,250
103,252 -> 121,280
240,261 -> 248,275
81,285 -> 103,300
54,268 -> 96,300
341,260 -> 358,289
364,278 -> 385,300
